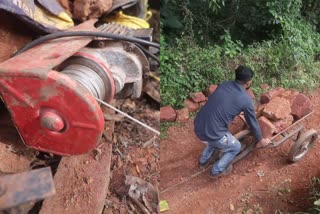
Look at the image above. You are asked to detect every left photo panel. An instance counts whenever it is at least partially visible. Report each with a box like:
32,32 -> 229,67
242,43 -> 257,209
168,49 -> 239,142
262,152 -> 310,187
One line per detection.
0,0 -> 160,213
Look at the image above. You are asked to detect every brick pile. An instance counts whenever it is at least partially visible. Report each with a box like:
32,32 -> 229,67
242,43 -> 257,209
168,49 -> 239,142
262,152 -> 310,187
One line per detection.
257,87 -> 312,138
160,84 -> 255,124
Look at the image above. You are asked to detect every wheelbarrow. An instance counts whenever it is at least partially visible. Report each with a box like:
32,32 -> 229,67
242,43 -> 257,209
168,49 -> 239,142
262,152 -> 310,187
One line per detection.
231,111 -> 318,165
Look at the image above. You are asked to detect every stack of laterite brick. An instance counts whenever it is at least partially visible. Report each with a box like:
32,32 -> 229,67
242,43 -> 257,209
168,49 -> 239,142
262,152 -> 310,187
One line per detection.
226,86 -> 313,139
160,84 -> 256,124
251,87 -> 312,138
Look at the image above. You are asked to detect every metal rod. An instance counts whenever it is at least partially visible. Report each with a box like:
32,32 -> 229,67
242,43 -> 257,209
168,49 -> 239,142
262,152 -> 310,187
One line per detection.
270,125 -> 303,147
95,98 -> 160,135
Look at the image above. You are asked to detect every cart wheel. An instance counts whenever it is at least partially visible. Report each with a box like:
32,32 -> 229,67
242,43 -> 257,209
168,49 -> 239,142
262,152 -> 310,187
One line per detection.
288,129 -> 318,163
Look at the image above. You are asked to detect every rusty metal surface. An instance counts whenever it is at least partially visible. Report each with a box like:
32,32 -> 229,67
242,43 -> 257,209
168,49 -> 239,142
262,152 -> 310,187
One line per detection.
40,105 -> 114,214
0,20 -> 106,155
0,167 -> 55,210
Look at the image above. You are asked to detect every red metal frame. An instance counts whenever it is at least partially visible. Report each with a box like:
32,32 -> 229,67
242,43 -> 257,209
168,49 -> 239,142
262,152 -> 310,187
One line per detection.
0,20 -> 110,156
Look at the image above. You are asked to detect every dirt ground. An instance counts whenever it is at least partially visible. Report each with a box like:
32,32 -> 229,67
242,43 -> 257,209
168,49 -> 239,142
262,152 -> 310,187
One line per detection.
160,89 -> 320,213
103,80 -> 160,213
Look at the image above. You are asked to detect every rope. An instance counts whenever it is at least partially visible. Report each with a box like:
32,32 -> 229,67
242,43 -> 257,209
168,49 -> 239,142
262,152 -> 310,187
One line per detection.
160,165 -> 211,194
96,98 -> 160,135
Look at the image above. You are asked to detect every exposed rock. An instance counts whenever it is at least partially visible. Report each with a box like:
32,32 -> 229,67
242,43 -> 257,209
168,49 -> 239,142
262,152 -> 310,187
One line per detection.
256,104 -> 266,118
260,87 -> 286,104
176,108 -> 189,122
199,101 -> 207,107
206,85 -> 218,97
260,84 -> 270,90
246,89 -> 255,100
262,97 -> 291,120
258,116 -> 275,138
228,115 -> 246,135
273,115 -> 294,133
189,92 -> 207,103
73,0 -> 113,21
291,93 -> 313,119
160,106 -> 176,122
183,99 -> 199,112
279,89 -> 299,104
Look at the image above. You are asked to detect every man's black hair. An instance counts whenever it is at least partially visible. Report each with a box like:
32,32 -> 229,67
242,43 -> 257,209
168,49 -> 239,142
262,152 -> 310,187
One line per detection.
235,65 -> 254,84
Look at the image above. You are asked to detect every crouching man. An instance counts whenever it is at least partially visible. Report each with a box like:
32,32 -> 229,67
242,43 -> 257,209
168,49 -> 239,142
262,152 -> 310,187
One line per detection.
194,65 -> 270,177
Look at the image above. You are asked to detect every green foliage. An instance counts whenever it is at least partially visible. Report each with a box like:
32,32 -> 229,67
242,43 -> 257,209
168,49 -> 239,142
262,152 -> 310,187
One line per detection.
302,0 -> 320,31
221,31 -> 244,58
160,36 -> 229,107
304,177 -> 320,213
161,34 -> 320,107
160,121 -> 171,140
205,0 -> 225,13
160,0 -> 183,30
161,0 -> 320,108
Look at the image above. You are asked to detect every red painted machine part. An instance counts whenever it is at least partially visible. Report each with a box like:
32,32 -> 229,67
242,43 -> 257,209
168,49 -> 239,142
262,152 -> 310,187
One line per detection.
0,20 -> 108,155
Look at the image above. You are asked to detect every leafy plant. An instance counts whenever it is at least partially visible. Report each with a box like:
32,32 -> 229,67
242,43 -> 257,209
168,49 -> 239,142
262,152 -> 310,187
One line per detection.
307,177 -> 320,213
161,0 -> 320,110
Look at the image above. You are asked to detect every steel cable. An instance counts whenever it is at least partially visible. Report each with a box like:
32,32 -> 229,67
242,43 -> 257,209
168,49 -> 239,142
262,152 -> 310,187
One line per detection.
13,31 -> 160,56
62,64 -> 160,136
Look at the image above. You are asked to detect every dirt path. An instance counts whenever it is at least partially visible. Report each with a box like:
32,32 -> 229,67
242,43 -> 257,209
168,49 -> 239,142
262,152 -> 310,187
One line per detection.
160,89 -> 320,213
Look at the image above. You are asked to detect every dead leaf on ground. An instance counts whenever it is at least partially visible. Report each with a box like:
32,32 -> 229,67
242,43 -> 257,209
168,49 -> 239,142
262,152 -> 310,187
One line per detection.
104,113 -> 125,121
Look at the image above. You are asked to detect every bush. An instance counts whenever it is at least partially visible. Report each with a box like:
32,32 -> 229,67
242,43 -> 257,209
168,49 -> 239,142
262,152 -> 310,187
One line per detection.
160,3 -> 320,107
303,177 -> 320,213
161,33 -> 320,107
160,35 -> 230,107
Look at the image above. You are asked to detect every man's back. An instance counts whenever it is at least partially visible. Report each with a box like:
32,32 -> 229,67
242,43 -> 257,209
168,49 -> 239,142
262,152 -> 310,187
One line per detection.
194,81 -> 253,141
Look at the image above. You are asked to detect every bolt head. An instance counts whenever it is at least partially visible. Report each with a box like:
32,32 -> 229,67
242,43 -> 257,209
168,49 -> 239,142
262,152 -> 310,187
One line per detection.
40,111 -> 64,132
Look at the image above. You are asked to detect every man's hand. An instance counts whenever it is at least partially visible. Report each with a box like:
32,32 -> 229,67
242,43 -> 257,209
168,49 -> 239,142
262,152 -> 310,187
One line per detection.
256,138 -> 272,148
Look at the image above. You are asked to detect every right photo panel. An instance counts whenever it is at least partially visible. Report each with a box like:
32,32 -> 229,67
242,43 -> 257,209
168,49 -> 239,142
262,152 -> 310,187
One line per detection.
160,0 -> 320,213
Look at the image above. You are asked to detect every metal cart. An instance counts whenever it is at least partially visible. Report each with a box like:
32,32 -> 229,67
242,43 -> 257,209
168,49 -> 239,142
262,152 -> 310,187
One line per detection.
231,111 -> 318,165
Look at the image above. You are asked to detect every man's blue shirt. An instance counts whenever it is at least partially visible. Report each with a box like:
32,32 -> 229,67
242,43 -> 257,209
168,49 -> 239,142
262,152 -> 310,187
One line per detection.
194,81 -> 262,142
